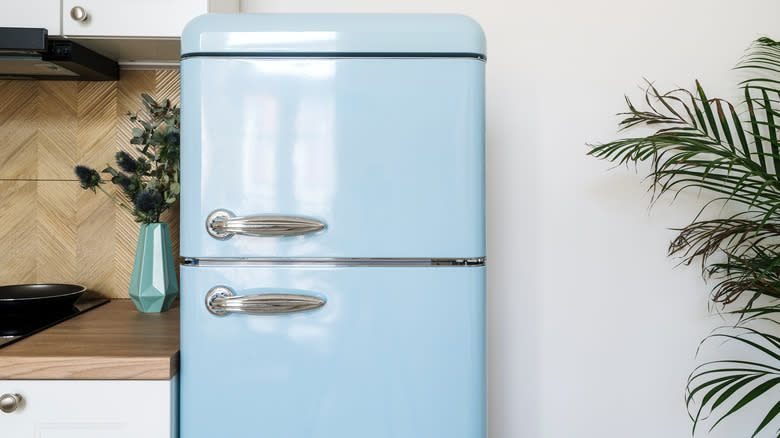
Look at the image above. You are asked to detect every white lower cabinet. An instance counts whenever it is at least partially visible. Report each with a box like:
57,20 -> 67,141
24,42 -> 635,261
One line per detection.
0,378 -> 178,438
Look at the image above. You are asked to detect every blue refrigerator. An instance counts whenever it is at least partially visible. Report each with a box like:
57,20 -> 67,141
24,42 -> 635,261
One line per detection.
179,14 -> 486,438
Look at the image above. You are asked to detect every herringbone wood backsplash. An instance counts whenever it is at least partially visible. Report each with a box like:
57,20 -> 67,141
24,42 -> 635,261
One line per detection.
0,70 -> 181,298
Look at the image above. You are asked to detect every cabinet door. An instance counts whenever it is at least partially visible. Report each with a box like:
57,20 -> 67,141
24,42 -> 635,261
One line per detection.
0,379 -> 177,438
0,0 -> 60,35
62,0 -> 221,37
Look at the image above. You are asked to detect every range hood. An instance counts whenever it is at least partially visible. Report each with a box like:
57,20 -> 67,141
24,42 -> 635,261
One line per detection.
0,27 -> 118,81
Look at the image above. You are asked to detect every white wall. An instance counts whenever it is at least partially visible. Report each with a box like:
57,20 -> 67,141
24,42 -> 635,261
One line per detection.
238,1 -> 780,436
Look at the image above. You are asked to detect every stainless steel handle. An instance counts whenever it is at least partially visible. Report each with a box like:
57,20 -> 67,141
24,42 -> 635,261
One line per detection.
206,209 -> 325,240
205,286 -> 325,316
0,393 -> 22,413
70,6 -> 89,22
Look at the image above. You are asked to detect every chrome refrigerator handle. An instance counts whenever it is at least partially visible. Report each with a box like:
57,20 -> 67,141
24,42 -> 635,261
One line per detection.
206,209 -> 326,240
205,286 -> 325,316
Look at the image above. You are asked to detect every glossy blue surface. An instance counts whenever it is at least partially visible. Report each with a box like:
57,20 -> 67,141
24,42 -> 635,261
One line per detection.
182,14 -> 486,56
180,15 -> 487,437
180,57 -> 485,258
180,265 -> 486,438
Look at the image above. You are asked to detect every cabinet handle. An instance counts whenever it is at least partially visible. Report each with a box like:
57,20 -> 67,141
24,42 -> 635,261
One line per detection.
0,393 -> 22,413
70,6 -> 89,22
205,286 -> 325,316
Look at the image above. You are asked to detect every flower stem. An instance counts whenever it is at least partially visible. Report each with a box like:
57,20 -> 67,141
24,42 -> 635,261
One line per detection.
97,185 -> 135,215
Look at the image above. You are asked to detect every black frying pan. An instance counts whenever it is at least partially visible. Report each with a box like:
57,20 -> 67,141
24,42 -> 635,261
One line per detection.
0,284 -> 86,336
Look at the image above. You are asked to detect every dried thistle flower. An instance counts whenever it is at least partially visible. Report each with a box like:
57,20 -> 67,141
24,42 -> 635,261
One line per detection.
74,94 -> 180,223
75,165 -> 101,191
116,151 -> 138,173
135,190 -> 158,214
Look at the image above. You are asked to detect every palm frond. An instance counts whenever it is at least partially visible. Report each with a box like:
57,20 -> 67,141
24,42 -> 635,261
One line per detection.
686,325 -> 780,437
588,37 -> 780,437
707,245 -> 780,304
588,84 -> 780,214
737,38 -> 780,89
731,304 -> 780,324
667,217 -> 780,303
588,37 -> 780,312
669,217 -> 780,263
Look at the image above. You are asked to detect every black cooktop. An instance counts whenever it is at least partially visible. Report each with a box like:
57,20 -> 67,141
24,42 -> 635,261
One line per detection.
0,295 -> 109,349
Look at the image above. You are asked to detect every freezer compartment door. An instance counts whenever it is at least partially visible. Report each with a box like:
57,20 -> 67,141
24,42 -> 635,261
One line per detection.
180,265 -> 486,438
180,57 -> 484,258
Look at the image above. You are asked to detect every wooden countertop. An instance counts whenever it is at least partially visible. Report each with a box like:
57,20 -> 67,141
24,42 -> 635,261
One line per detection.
0,300 -> 179,380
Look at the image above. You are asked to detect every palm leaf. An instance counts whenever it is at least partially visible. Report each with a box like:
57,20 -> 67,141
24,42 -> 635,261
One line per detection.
588,38 -> 780,309
709,377 -> 780,434
737,38 -> 780,89
686,325 -> 780,436
732,304 -> 780,324
668,217 -> 780,304
707,245 -> 780,304
589,37 -> 780,436
752,401 -> 780,437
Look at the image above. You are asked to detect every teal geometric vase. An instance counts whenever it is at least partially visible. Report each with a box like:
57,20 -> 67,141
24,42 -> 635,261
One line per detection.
128,223 -> 178,313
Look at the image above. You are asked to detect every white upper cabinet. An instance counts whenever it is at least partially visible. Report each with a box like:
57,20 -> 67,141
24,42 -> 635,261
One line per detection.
0,0 -> 61,35
61,0 -> 238,38
0,0 -> 238,63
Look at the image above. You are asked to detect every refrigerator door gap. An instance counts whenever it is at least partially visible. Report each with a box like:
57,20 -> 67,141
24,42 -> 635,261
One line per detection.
181,52 -> 486,61
184,257 -> 486,267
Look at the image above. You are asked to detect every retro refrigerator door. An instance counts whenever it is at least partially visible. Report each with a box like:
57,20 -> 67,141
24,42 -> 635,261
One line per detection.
179,264 -> 486,438
180,57 -> 485,259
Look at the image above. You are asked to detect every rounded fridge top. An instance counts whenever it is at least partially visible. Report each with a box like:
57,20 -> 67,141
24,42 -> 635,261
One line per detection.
181,13 -> 486,58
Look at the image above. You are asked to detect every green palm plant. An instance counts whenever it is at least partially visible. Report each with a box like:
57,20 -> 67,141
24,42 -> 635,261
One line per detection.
588,37 -> 780,437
